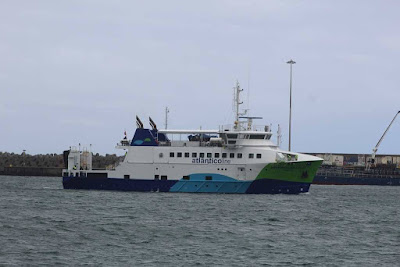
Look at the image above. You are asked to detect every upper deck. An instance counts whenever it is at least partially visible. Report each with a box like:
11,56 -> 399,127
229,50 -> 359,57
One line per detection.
116,127 -> 276,150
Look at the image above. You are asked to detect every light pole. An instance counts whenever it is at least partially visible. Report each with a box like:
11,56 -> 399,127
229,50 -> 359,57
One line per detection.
287,59 -> 296,151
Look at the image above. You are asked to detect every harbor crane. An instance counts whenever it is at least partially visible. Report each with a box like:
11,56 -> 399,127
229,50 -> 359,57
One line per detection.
367,111 -> 400,169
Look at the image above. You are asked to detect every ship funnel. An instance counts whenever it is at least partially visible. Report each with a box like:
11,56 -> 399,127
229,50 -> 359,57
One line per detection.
149,117 -> 157,130
136,116 -> 144,129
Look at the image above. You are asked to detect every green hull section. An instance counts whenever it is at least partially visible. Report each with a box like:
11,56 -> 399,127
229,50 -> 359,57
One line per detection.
256,160 -> 323,183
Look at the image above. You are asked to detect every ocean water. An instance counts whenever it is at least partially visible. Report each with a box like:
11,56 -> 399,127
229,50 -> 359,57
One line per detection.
0,176 -> 399,266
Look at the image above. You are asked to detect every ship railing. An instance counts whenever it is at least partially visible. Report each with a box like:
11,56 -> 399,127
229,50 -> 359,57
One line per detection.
158,141 -> 171,147
117,140 -> 131,146
219,124 -> 250,131
276,152 -> 298,163
64,168 -> 113,178
219,124 -> 272,132
252,125 -> 271,132
219,124 -> 233,131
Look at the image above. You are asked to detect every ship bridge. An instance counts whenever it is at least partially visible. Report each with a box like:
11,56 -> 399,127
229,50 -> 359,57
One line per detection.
156,127 -> 275,148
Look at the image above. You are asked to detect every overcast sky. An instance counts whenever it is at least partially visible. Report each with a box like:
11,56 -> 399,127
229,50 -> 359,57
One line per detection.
1,0 -> 399,155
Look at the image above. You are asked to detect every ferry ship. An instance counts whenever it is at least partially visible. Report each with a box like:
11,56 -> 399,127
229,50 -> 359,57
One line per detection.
62,82 -> 323,194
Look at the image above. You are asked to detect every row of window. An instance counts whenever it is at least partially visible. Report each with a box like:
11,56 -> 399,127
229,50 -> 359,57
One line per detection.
154,175 -> 168,180
169,152 -> 262,159
225,133 -> 271,140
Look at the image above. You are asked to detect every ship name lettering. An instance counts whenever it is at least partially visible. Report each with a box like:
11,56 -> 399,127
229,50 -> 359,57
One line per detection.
191,158 -> 231,164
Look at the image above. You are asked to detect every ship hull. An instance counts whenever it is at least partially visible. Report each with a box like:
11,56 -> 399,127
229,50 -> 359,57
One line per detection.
313,175 -> 400,186
62,176 -> 311,194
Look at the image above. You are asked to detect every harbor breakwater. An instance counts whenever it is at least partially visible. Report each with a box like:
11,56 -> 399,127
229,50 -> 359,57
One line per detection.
0,152 -> 123,177
0,166 -> 63,177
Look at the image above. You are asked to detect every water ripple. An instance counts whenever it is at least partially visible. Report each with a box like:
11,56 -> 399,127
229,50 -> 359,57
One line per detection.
0,176 -> 399,266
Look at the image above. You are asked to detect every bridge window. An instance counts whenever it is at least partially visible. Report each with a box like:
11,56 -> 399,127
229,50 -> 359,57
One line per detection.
185,152 -> 190,158
222,153 -> 227,158
192,152 -> 197,157
215,153 -> 220,158
257,154 -> 262,159
177,152 -> 182,158
249,135 -> 266,140
237,153 -> 242,159
200,153 -> 205,158
227,134 -> 238,139
230,153 -> 235,158
249,153 -> 254,159
170,152 -> 174,157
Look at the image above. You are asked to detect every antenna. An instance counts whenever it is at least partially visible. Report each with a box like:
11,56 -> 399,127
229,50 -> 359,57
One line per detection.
165,107 -> 169,129
277,124 -> 282,148
247,65 -> 251,113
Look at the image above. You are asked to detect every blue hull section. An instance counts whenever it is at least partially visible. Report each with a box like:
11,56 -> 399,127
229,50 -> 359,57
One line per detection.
245,179 -> 310,194
170,181 -> 252,193
63,176 -> 312,194
170,173 -> 252,193
63,176 -> 178,192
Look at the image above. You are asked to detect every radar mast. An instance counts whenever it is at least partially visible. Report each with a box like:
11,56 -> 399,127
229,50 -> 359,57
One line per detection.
233,81 -> 247,130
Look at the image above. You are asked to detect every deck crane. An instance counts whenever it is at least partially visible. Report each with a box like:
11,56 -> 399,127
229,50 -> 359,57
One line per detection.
367,111 -> 400,169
